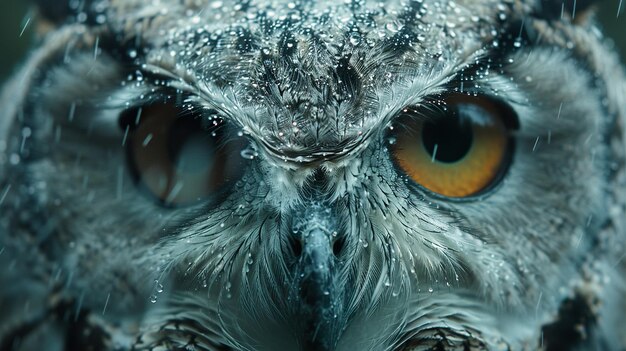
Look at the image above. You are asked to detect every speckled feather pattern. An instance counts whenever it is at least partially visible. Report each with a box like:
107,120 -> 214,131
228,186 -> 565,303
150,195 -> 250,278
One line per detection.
0,0 -> 625,350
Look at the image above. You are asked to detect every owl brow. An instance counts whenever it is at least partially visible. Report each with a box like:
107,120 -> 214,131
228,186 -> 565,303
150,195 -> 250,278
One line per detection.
119,87 -> 225,129
119,16 -> 526,133
423,26 -> 530,103
133,63 -> 230,110
114,61 -> 200,108
118,88 -> 181,113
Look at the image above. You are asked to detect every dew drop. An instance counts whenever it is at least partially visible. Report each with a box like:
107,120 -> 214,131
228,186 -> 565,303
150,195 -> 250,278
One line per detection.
240,147 -> 257,160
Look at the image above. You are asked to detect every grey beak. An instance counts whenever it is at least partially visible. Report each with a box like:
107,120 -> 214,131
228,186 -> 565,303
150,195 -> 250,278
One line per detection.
292,203 -> 344,350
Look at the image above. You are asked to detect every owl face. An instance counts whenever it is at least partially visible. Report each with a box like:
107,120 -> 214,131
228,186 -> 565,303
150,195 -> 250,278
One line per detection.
1,0 -> 625,350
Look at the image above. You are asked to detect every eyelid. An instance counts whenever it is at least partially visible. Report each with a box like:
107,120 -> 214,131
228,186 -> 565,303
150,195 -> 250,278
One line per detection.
56,85 -> 159,138
118,89 -> 215,127
445,93 -> 520,130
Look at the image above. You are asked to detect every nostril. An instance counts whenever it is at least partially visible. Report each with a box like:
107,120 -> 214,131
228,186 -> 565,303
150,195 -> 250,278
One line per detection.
332,237 -> 345,257
290,235 -> 344,258
290,236 -> 303,257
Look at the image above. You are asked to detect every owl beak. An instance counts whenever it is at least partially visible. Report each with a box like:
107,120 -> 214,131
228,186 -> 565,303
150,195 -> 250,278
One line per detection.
292,205 -> 343,350
298,226 -> 335,308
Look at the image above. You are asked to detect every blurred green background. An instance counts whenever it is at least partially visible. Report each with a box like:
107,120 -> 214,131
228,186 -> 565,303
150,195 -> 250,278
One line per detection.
0,0 -> 624,81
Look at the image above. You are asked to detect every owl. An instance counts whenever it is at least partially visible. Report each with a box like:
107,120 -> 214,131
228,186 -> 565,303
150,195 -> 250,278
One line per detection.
0,0 -> 625,350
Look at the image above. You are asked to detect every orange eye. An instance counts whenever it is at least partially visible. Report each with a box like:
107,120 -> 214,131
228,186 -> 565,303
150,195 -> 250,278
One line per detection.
121,103 -> 247,206
390,94 -> 516,198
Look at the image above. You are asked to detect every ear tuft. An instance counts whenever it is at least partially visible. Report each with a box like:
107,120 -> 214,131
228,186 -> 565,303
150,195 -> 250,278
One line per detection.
537,0 -> 602,21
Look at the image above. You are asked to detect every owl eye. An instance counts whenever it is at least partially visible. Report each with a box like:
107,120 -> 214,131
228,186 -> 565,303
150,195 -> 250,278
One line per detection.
389,94 -> 517,198
120,103 -> 247,206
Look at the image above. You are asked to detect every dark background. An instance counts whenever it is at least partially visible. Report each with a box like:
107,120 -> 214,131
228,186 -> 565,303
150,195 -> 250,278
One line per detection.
0,1 -> 624,81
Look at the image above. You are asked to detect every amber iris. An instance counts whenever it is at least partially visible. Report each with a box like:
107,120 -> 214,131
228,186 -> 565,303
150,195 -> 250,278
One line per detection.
391,94 -> 513,198
122,103 -> 245,206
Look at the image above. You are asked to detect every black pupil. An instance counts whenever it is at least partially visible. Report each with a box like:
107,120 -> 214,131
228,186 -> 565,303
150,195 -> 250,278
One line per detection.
422,113 -> 473,163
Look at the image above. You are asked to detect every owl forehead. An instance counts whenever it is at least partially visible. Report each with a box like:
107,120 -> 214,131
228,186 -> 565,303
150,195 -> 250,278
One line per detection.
105,0 -> 520,160
108,0 -> 510,26
110,0 -> 514,54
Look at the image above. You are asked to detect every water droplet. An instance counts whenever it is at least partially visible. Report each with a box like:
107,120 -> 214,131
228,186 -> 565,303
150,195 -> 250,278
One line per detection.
385,22 -> 401,33
21,127 -> 32,138
349,33 -> 361,46
240,147 -> 257,160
